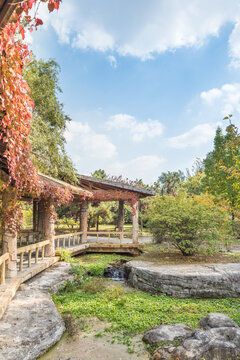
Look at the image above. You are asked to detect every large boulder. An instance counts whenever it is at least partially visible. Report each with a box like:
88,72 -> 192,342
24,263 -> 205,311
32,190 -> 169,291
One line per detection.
199,313 -> 239,330
150,314 -> 240,360
143,324 -> 193,344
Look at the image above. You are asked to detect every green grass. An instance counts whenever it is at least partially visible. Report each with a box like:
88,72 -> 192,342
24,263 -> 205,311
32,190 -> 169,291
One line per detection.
53,254 -> 240,339
71,253 -> 130,276
53,288 -> 240,336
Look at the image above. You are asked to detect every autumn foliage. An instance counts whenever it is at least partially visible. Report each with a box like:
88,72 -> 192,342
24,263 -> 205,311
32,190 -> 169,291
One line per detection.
0,0 -> 74,205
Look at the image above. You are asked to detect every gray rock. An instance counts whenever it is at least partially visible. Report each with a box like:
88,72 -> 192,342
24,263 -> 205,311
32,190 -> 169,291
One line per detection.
151,316 -> 240,360
125,261 -> 240,298
143,324 -> 193,344
199,312 -> 239,329
0,262 -> 73,360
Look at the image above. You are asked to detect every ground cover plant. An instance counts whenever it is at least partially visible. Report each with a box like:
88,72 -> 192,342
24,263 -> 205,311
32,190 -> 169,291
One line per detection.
53,254 -> 240,354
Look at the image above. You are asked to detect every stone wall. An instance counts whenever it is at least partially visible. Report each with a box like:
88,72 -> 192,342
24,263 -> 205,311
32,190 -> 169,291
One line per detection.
125,260 -> 240,298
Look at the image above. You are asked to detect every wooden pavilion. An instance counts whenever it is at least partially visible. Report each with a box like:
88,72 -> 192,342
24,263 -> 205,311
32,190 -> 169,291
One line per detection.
78,174 -> 155,243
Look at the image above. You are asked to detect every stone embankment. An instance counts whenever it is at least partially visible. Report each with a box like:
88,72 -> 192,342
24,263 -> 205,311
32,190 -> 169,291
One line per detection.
0,262 -> 72,360
125,261 -> 240,298
144,313 -> 240,360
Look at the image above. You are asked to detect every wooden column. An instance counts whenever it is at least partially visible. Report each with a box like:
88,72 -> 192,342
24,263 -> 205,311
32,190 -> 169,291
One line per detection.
118,200 -> 124,232
132,199 -> 139,244
38,198 -> 56,257
80,199 -> 88,243
2,187 -> 18,278
33,199 -> 38,232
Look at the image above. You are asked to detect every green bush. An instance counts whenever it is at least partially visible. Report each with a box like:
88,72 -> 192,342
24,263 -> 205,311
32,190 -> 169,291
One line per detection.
147,195 -> 233,256
81,277 -> 107,294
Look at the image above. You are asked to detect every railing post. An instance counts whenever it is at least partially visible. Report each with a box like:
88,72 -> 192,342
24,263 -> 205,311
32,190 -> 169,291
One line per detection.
1,261 -> 5,285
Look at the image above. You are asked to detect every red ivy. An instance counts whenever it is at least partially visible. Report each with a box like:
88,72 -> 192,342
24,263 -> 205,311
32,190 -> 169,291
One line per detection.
0,0 -> 75,207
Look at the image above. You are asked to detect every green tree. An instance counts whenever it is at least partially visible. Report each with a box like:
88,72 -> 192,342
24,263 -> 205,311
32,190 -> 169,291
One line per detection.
182,172 -> 205,196
147,195 -> 232,256
158,170 -> 185,196
91,169 -> 108,179
203,125 -> 240,219
24,58 -> 77,183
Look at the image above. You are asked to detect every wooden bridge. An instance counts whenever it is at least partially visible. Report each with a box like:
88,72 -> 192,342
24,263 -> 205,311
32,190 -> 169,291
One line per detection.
0,230 -> 144,320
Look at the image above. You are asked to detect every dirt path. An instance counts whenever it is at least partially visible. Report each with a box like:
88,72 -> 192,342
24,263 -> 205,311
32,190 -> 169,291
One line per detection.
39,318 -> 149,360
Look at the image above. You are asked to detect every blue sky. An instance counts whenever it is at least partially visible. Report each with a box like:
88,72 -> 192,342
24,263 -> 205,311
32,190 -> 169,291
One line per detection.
29,0 -> 240,184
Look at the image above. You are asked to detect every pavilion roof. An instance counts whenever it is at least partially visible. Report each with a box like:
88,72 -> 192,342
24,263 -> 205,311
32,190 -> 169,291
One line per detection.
78,174 -> 155,201
39,173 -> 93,198
0,0 -> 20,29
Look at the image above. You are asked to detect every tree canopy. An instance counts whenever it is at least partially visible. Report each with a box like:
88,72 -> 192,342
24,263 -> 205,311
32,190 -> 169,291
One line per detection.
24,58 -> 77,184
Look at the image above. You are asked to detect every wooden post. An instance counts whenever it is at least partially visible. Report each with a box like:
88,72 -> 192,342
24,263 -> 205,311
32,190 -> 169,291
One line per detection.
33,199 -> 38,232
38,198 -> 56,257
132,199 -> 139,244
2,187 -> 18,278
118,200 -> 124,232
80,199 -> 88,243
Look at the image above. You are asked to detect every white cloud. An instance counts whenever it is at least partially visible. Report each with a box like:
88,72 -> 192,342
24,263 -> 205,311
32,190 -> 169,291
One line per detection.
65,121 -> 117,160
36,0 -> 240,61
107,55 -> 117,68
169,123 -> 219,149
229,22 -> 240,67
200,83 -> 240,116
110,155 -> 165,182
107,114 -> 164,142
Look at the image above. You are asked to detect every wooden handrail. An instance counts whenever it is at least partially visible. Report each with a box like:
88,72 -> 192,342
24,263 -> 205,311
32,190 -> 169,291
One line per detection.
17,240 -> 50,254
54,232 -> 83,239
0,253 -> 9,265
0,253 -> 9,285
17,240 -> 50,272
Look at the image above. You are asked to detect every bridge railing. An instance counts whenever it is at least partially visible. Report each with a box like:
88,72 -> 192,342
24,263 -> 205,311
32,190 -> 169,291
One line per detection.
54,232 -> 83,249
17,240 -> 50,272
86,231 -> 132,244
0,253 -> 9,285
17,231 -> 40,247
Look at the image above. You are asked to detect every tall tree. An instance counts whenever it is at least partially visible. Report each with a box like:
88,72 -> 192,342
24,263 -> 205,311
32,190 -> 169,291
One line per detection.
203,123 -> 240,219
158,170 -> 185,196
24,58 -> 77,184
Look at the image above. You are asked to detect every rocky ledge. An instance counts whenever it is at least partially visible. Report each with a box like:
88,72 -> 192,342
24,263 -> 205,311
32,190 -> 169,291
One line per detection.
143,313 -> 240,360
0,262 -> 73,360
125,261 -> 240,298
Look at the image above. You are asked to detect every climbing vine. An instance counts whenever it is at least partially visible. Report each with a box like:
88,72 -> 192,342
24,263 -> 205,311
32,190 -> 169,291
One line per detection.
0,0 -> 77,231
0,0 -> 74,205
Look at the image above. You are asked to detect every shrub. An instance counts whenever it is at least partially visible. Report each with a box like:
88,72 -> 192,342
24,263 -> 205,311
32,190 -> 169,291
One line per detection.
105,285 -> 126,300
81,277 -> 107,294
147,195 -> 233,256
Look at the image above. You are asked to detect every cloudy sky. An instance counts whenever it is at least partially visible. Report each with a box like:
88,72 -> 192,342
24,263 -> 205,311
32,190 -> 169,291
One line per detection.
29,0 -> 240,183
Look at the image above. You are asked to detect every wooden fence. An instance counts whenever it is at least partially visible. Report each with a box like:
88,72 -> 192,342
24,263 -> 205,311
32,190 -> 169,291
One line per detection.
18,231 -> 40,247
54,232 -> 83,249
17,240 -> 50,272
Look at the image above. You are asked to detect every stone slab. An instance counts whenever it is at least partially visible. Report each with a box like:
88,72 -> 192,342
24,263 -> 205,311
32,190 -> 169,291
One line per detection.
125,261 -> 240,298
0,262 -> 73,360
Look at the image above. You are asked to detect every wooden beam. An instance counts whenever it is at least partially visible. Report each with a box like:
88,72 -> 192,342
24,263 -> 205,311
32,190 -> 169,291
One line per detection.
0,0 -> 21,30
